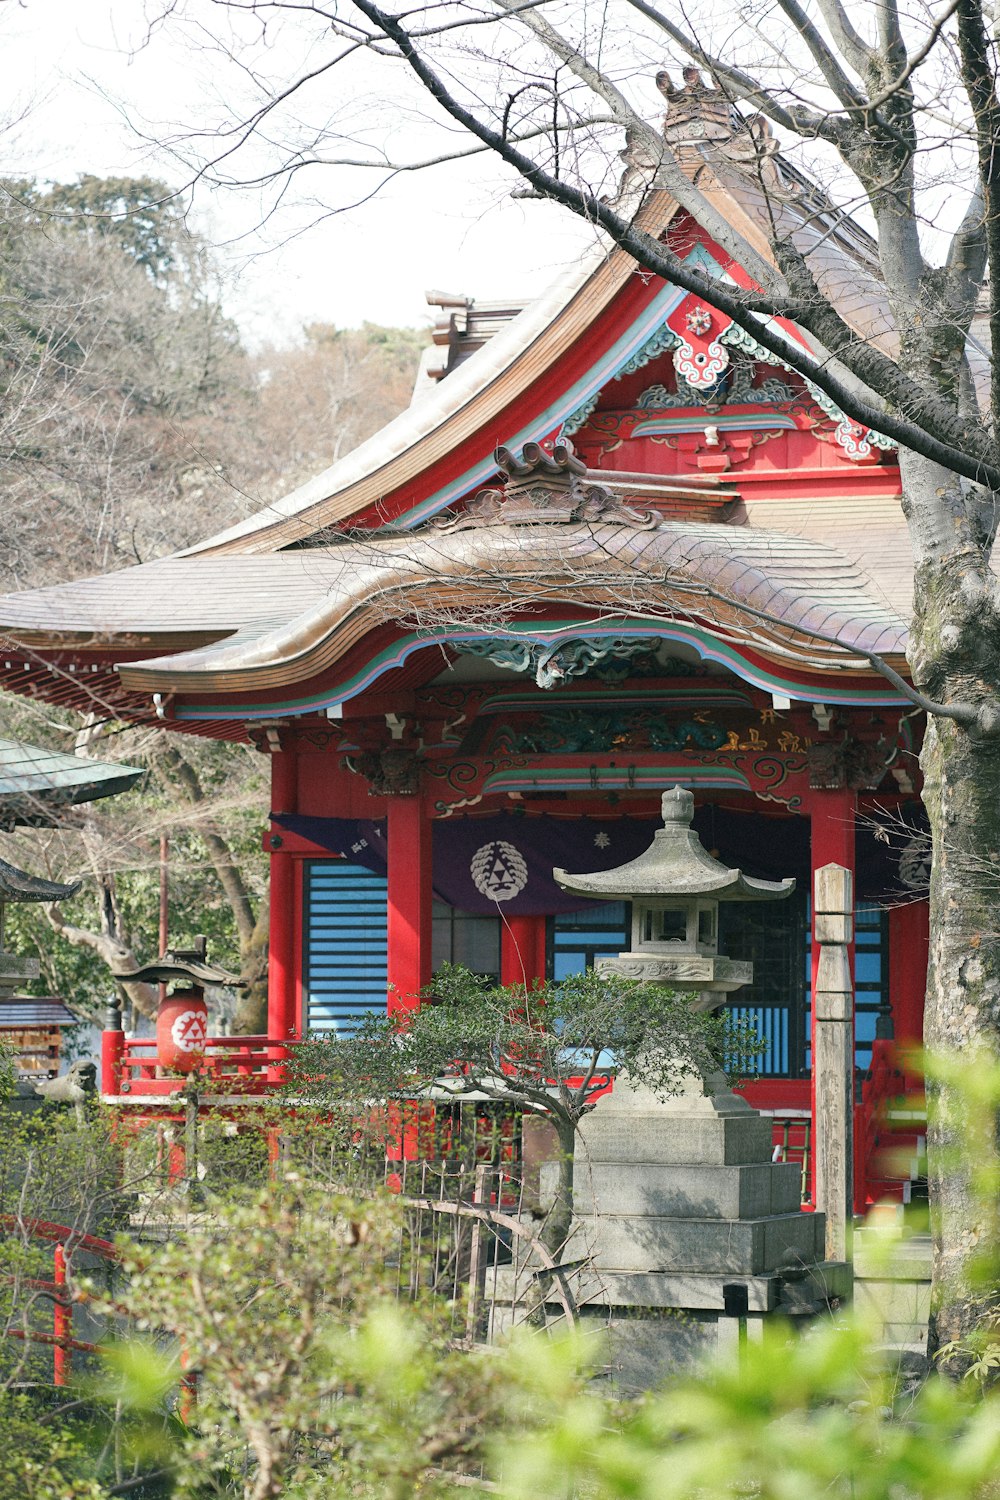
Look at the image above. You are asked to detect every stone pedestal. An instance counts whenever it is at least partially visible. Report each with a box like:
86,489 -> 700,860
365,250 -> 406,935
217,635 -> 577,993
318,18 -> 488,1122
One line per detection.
556,1074 -> 850,1391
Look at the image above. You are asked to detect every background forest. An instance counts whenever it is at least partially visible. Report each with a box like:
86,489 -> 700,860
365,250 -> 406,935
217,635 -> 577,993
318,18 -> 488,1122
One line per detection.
0,174 -> 427,1030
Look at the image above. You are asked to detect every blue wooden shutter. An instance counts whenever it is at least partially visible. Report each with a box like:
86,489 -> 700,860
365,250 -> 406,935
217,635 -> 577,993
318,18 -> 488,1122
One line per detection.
303,860 -> 388,1034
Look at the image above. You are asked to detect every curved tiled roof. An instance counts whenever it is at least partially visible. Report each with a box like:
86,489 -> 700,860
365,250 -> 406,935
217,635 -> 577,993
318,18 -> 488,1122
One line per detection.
0,738 -> 144,826
78,516 -> 907,697
0,498 -> 910,706
0,75 -> 920,715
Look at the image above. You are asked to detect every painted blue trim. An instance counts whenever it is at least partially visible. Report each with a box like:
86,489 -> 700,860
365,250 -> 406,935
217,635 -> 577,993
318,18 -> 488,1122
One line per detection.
631,414 -> 798,436
176,618 -> 909,722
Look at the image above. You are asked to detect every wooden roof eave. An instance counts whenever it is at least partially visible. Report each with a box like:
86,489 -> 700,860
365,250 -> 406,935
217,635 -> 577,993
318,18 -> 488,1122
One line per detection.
184,193 -> 685,557
185,158 -> 910,559
115,523 -> 909,698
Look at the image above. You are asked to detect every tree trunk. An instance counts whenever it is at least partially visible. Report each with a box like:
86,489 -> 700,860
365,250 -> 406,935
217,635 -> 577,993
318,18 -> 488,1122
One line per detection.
539,1118 -> 577,1259
906,453 -> 1000,1355
919,711 -> 1000,1355
232,902 -> 269,1035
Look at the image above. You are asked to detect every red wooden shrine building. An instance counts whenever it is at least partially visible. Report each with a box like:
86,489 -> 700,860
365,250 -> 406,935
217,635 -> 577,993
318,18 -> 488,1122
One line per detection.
0,76 -> 930,1208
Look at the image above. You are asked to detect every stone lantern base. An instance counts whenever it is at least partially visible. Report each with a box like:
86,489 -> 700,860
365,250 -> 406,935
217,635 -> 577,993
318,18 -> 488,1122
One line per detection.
547,1074 -> 850,1391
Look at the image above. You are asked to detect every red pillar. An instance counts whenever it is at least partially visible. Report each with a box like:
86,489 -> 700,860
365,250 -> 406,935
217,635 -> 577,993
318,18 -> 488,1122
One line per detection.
889,900 -> 929,1063
386,795 -> 433,1013
500,914 -> 548,988
268,752 -> 298,1044
805,786 -> 857,1208
52,1244 -> 69,1387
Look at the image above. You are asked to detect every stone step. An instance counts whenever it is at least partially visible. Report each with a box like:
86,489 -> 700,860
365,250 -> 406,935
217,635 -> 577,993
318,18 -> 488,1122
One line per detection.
572,1160 -> 803,1219
577,1111 -> 775,1166
568,1208 -> 826,1276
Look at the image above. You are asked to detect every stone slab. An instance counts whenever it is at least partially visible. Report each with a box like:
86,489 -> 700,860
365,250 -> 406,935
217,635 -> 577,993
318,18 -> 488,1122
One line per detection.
853,1230 -> 931,1281
578,1112 -> 775,1167
494,1258 -> 851,1315
0,953 -> 38,978
568,1209 -> 825,1275
572,1160 -> 803,1219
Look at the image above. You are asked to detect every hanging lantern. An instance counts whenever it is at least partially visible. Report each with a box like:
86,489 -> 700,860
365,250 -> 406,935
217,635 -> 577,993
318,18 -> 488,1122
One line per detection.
156,987 -> 208,1073
115,937 -> 243,1079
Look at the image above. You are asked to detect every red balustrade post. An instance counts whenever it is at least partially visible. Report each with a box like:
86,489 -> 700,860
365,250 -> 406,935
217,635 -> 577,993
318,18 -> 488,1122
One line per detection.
386,794 -> 432,1015
101,995 -> 125,1095
53,1244 -> 69,1387
804,786 -> 856,1211
179,1339 -> 198,1425
889,900 -> 929,1072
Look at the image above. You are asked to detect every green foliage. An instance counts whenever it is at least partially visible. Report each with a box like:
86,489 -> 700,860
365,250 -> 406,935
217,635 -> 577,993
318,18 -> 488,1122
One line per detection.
0,1392 -> 106,1499
0,1038 -> 15,1101
287,967 -> 759,1257
4,1086 -> 1000,1497
3,175 -> 193,284
102,1175 -> 509,1498
288,965 -> 748,1134
496,1318 -> 1000,1500
0,172 -> 252,588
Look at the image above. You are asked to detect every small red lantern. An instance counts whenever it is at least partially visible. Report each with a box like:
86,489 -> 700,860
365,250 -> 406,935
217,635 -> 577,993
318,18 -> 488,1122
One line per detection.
157,987 -> 208,1073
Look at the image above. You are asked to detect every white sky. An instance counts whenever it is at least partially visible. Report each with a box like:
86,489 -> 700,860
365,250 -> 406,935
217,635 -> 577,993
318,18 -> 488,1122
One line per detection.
2,0 -> 600,346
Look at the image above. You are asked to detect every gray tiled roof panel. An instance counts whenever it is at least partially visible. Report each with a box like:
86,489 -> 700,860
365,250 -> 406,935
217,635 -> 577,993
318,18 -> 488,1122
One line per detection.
0,555 -> 348,635
0,998 -> 80,1027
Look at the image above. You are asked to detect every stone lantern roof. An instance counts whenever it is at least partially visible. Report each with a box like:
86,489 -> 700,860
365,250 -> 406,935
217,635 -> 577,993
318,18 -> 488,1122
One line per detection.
113,936 -> 243,990
0,857 -> 80,904
554,786 -> 795,903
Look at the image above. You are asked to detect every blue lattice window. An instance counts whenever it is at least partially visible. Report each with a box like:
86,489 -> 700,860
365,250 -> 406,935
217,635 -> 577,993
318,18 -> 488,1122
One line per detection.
302,860 -> 388,1034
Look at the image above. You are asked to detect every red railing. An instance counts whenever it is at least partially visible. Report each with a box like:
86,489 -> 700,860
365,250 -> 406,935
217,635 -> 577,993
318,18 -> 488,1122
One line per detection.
0,1216 -> 121,1386
103,1032 -> 289,1098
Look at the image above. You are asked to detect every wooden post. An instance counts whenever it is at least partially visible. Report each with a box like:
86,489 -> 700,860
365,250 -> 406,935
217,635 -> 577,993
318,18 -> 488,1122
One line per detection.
158,834 -> 169,1008
806,787 -> 856,1205
268,752 -> 298,1047
813,862 -> 854,1262
465,1164 -> 489,1342
386,795 -> 432,1014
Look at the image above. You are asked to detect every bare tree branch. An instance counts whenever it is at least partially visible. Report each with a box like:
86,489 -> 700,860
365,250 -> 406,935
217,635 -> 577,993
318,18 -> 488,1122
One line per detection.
350,0 -> 1000,495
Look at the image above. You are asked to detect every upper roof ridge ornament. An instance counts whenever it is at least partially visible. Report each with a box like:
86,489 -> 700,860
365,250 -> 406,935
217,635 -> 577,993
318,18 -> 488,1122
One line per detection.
653,66 -> 778,164
431,440 -> 659,531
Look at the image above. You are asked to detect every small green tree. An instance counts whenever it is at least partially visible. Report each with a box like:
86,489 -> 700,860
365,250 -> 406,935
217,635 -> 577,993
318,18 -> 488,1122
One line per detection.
288,966 -> 750,1257
105,1176 -> 510,1500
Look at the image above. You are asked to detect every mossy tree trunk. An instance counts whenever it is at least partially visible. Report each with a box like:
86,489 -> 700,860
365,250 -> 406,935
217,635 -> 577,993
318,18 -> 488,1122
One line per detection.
904,452 -> 1000,1353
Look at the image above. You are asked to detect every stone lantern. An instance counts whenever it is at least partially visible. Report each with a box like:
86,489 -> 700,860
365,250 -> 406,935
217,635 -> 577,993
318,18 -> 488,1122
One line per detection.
554,785 -> 794,1010
543,789 -> 839,1385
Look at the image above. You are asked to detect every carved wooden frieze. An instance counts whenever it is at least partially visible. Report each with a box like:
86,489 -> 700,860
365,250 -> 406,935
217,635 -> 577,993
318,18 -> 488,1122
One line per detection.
347,748 -> 422,796
806,736 -> 894,791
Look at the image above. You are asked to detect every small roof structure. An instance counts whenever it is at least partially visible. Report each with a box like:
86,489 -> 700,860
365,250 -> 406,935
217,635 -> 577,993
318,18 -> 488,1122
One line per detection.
554,786 -> 795,903
0,737 -> 144,828
113,938 -> 243,990
0,997 -> 80,1028
0,856 -> 79,903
